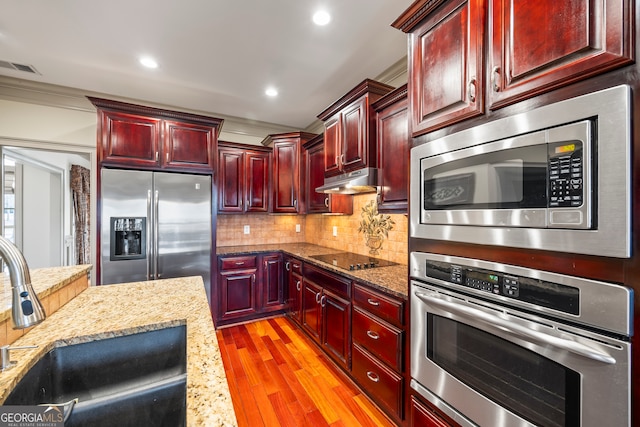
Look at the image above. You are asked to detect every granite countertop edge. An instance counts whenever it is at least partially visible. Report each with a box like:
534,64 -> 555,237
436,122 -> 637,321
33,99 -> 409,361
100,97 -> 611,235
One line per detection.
0,277 -> 237,427
217,243 -> 408,300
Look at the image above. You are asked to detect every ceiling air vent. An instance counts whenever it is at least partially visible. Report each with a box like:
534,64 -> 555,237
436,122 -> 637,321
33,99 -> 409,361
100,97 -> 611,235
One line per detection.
0,60 -> 40,74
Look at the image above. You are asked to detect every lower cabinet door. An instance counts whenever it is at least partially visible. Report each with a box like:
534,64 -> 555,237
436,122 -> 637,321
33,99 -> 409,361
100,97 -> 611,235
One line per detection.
321,290 -> 351,370
220,270 -> 257,320
301,280 -> 322,343
352,343 -> 403,419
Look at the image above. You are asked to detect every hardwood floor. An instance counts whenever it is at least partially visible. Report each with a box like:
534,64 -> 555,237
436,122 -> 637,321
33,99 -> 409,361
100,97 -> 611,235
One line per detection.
216,316 -> 395,427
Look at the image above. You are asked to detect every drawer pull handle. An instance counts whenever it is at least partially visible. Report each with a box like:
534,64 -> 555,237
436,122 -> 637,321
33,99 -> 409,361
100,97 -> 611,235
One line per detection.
366,330 -> 379,340
366,371 -> 380,383
367,298 -> 380,306
235,262 -> 245,265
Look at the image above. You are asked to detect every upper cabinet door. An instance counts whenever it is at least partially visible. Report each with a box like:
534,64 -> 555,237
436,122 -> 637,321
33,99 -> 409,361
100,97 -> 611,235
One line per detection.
163,121 -> 215,171
272,138 -> 300,213
99,111 -> 162,167
218,148 -> 245,213
489,0 -> 634,109
245,151 -> 270,213
323,115 -> 342,177
408,0 -> 485,137
341,96 -> 368,173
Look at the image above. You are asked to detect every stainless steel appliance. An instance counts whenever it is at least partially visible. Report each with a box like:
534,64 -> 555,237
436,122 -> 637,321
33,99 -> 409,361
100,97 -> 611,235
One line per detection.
100,169 -> 212,301
410,84 -> 631,257
309,252 -> 397,271
410,252 -> 633,427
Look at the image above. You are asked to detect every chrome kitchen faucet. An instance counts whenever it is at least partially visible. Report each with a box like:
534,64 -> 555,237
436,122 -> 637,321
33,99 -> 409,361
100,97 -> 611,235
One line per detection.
0,235 -> 46,329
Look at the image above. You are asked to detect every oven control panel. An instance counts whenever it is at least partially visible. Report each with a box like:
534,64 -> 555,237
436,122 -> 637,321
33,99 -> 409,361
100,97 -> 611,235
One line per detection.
427,260 -> 577,315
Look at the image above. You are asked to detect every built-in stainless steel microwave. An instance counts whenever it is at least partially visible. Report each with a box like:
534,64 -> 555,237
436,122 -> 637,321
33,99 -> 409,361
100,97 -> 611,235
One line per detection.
410,85 -> 631,258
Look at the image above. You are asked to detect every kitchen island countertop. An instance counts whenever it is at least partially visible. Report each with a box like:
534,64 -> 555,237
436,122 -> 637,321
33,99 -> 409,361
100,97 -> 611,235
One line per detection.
0,276 -> 237,427
217,243 -> 408,299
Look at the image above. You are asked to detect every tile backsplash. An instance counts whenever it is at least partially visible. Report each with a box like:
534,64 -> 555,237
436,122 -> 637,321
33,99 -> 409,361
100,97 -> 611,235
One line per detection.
216,194 -> 408,265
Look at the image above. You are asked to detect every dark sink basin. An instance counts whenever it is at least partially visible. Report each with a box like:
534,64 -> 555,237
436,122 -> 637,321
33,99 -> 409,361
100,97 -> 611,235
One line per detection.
4,325 -> 187,427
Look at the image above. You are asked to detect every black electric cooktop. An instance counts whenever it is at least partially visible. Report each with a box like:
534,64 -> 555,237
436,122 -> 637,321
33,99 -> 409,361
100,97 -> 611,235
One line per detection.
309,252 -> 397,271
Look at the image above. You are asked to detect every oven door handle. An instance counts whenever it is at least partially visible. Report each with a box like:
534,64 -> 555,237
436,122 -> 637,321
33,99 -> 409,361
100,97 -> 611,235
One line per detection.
416,291 -> 616,365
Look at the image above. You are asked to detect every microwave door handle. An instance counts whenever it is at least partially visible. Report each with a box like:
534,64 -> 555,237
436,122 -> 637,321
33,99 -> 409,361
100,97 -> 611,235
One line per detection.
415,292 -> 616,365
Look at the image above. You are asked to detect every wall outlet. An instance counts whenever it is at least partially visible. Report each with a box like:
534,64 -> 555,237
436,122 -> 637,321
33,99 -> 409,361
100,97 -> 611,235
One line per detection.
295,224 -> 301,233
243,225 -> 250,234
332,226 -> 338,237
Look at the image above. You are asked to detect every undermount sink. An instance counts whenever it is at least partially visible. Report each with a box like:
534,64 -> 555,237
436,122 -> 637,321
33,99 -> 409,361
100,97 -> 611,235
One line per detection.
4,325 -> 187,427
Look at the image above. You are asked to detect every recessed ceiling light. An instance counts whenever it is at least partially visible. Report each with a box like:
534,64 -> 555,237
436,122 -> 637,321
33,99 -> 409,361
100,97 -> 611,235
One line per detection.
312,10 -> 331,26
139,56 -> 158,69
265,87 -> 278,97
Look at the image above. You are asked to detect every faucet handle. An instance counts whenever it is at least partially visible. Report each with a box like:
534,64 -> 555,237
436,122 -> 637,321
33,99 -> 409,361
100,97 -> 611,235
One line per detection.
1,344 -> 37,371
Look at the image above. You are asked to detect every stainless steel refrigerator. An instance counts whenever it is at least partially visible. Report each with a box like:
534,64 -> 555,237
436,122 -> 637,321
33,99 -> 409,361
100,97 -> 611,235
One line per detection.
100,169 -> 212,301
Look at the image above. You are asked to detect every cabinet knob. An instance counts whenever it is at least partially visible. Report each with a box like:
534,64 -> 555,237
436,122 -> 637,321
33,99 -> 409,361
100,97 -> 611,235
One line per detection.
468,78 -> 477,102
492,66 -> 501,92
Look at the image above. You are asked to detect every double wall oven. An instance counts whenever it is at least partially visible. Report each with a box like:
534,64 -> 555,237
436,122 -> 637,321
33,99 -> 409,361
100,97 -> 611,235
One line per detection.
408,85 -> 634,426
410,253 -> 633,427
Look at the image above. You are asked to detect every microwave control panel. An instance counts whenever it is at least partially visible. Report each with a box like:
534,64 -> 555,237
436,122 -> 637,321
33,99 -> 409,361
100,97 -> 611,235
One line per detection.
428,261 -> 578,315
548,141 -> 583,208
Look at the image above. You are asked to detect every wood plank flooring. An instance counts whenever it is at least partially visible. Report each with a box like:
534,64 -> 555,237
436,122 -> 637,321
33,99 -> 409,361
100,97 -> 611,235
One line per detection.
216,316 -> 395,427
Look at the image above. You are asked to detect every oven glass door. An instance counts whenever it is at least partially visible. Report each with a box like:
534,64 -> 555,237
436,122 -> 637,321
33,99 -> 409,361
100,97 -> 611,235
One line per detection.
429,313 -> 580,427
411,281 -> 631,427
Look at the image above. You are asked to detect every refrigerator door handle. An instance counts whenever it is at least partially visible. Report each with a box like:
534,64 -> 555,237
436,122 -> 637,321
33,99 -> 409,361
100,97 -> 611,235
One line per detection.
146,189 -> 152,281
154,189 -> 160,280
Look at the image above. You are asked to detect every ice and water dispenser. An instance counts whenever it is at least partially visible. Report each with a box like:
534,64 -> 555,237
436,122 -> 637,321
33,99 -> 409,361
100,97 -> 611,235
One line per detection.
110,217 -> 146,260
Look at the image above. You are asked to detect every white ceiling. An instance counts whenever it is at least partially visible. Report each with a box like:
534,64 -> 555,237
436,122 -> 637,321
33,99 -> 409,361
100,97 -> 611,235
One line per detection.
0,0 -> 412,132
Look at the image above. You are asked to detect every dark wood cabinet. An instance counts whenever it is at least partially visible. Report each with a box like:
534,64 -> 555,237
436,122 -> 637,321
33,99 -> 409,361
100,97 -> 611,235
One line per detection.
163,120 -> 216,171
218,141 -> 271,213
261,253 -> 285,312
218,255 -> 258,322
393,0 -> 485,137
89,97 -> 222,172
216,252 -> 285,326
303,134 -> 353,215
352,283 -> 407,423
317,79 -> 394,177
271,132 -> 315,213
392,0 -> 633,135
285,257 -> 303,325
489,0 -> 634,109
373,85 -> 409,213
301,263 -> 352,370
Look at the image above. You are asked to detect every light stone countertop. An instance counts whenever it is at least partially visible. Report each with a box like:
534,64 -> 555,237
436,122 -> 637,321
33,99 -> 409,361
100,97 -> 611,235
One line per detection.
217,243 -> 409,299
0,264 -> 93,322
0,276 -> 237,427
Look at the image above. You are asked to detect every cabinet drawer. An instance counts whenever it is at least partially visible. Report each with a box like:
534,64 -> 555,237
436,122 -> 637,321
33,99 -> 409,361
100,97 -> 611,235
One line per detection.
304,263 -> 350,298
287,258 -> 303,274
352,307 -> 403,372
352,344 -> 403,419
220,255 -> 257,271
353,284 -> 404,327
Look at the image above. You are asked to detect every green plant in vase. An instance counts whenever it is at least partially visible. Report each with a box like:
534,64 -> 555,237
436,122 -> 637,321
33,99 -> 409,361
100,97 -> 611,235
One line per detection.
357,199 -> 395,255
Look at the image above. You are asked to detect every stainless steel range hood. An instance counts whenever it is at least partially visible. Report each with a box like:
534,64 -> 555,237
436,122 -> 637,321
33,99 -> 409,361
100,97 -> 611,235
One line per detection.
315,167 -> 378,194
